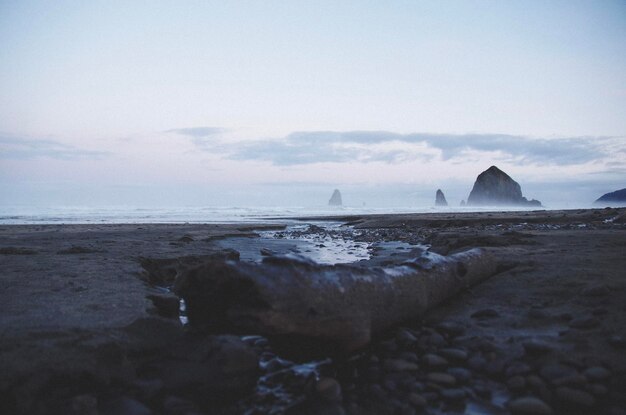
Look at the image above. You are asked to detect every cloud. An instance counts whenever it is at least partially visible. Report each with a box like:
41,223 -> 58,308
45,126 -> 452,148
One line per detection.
166,127 -> 224,149
165,127 -> 224,138
200,131 -> 618,167
0,135 -> 109,160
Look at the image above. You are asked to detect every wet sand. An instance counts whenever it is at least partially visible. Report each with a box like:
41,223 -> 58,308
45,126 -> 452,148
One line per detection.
0,208 -> 625,414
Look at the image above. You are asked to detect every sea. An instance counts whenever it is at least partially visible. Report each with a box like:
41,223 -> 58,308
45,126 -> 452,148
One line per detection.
0,204 -> 576,225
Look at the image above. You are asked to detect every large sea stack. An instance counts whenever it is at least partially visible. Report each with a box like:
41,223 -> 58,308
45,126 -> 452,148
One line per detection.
435,189 -> 448,207
594,188 -> 626,206
467,166 -> 541,207
328,189 -> 343,206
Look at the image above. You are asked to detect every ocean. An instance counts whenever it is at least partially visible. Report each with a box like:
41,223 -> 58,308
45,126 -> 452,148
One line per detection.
0,204 -> 565,225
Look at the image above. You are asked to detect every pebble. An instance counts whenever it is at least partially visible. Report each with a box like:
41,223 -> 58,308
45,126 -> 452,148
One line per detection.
100,397 -> 152,415
555,386 -> 595,407
436,321 -> 466,337
69,395 -> 98,415
471,308 -> 500,318
568,316 -> 601,329
522,339 -> 554,355
408,393 -> 427,408
506,362 -> 532,377
588,383 -> 608,396
581,284 -> 610,297
447,367 -> 472,383
439,348 -> 468,361
583,366 -> 610,381
383,358 -> 419,372
441,388 -> 466,401
539,363 -> 578,382
552,374 -> 587,387
396,329 -> 418,344
507,376 -> 527,391
609,335 -> 626,349
508,396 -> 553,415
426,372 -> 456,386
421,353 -> 448,368
467,354 -> 487,371
425,332 -> 447,347
317,378 -> 343,402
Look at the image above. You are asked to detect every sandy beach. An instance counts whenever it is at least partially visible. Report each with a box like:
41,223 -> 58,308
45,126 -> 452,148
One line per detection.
1,208 -> 625,415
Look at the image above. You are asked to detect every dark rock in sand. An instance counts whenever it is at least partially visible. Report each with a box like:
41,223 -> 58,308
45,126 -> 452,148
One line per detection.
508,396 -> 553,415
467,166 -> 541,207
471,308 -> 500,318
568,315 -> 601,329
316,377 -> 342,402
435,189 -> 448,207
329,189 -> 343,206
146,294 -> 180,319
555,386 -> 596,407
57,246 -> 99,254
0,247 -> 38,255
581,284 -> 610,297
594,188 -> 626,206
583,366 -> 610,381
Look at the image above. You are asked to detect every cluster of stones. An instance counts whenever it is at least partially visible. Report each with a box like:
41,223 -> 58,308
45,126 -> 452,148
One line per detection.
240,320 -> 617,415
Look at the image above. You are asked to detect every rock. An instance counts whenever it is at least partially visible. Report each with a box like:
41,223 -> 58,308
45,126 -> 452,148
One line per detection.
439,348 -> 468,362
436,321 -> 466,337
162,395 -> 199,414
581,284 -> 610,297
539,364 -> 578,383
522,339 -> 554,355
507,375 -> 527,391
568,316 -> 601,329
506,362 -> 532,377
594,188 -> 626,206
408,393 -> 427,407
441,388 -> 466,401
467,354 -> 487,371
471,308 -> 499,318
508,397 -> 553,415
69,394 -> 98,415
435,189 -> 448,207
421,354 -> 448,368
329,189 -> 343,206
460,200 -> 466,207
100,397 -> 152,415
426,372 -> 456,386
0,247 -> 38,255
466,166 -> 541,207
161,334 -> 259,398
316,377 -> 342,402
146,294 -> 180,319
555,386 -> 595,407
57,246 -> 98,254
383,359 -> 419,372
583,366 -> 610,381
608,335 -> 626,349
447,367 -> 472,383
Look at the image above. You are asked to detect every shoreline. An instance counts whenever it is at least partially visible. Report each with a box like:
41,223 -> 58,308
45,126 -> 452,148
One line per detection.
1,207 -> 625,414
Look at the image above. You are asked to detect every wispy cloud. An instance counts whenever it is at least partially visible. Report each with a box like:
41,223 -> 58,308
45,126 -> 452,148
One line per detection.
166,127 -> 224,149
0,135 -> 109,160
182,130 -> 618,167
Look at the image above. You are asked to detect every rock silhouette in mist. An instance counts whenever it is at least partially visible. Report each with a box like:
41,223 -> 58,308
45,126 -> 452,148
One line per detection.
435,189 -> 448,207
594,188 -> 626,206
467,166 -> 541,207
460,200 -> 466,207
328,189 -> 343,206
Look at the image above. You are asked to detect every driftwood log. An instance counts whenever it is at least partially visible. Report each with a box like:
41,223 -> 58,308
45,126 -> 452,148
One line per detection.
174,249 -> 498,352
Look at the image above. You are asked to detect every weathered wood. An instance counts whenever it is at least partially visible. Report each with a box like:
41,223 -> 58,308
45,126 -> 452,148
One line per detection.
174,249 -> 498,352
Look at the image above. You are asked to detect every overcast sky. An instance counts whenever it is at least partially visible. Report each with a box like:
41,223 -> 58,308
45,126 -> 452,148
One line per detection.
1,1 -> 625,208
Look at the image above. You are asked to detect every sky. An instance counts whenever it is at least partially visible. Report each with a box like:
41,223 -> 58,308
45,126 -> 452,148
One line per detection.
0,0 -> 625,208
